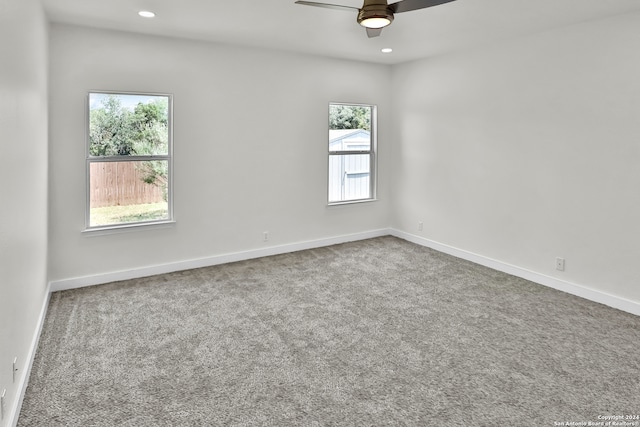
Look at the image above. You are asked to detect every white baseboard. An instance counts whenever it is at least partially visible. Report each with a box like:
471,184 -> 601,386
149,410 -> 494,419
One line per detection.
50,227 -> 640,316
390,229 -> 640,317
9,283 -> 51,427
49,228 -> 391,292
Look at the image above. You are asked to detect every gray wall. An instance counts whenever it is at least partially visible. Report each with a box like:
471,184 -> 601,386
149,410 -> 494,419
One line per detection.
391,11 -> 640,303
0,0 -> 49,425
47,24 -> 392,283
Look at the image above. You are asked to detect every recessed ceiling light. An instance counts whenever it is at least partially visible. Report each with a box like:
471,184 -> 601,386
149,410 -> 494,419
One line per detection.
381,48 -> 393,54
138,10 -> 156,18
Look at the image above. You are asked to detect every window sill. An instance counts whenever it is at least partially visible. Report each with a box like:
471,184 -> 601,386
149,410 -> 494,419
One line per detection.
328,198 -> 377,207
82,220 -> 176,236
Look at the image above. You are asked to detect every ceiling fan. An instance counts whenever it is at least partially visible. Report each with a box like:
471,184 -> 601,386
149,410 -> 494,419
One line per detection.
295,0 -> 457,38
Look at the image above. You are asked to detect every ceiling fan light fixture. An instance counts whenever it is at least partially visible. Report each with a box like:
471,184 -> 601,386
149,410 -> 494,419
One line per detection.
360,17 -> 391,28
295,0 -> 459,38
357,4 -> 393,29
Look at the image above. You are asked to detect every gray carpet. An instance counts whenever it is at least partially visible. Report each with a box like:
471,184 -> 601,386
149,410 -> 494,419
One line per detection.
19,236 -> 640,426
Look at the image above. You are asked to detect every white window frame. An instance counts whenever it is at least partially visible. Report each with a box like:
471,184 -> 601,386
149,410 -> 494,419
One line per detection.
85,90 -> 174,231
328,102 -> 377,205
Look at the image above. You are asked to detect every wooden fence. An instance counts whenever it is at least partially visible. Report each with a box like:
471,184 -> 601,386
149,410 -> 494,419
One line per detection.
90,162 -> 165,208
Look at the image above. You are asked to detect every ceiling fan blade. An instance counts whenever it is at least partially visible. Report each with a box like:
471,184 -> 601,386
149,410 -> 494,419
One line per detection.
294,1 -> 359,12
389,0 -> 456,13
366,27 -> 382,38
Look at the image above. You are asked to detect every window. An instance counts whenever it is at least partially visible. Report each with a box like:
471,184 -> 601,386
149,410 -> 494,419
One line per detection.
328,103 -> 376,204
86,91 -> 172,229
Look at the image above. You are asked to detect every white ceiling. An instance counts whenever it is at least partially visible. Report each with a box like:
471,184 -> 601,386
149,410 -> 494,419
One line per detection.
42,0 -> 640,64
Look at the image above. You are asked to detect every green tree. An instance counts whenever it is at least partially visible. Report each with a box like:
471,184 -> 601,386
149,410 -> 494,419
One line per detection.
130,99 -> 169,156
130,98 -> 169,200
89,96 -> 136,156
329,105 -> 371,131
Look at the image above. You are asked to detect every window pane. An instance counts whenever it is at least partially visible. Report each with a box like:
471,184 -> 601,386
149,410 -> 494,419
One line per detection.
328,103 -> 375,204
89,161 -> 169,227
89,93 -> 169,156
328,154 -> 370,203
329,104 -> 371,152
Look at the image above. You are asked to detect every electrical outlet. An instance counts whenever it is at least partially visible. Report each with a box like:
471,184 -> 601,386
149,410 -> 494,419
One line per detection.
418,221 -> 423,231
263,231 -> 269,242
556,257 -> 565,271
13,357 -> 18,383
1,388 -> 6,420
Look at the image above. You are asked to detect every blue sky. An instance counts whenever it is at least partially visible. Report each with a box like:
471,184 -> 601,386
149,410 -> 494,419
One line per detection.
89,93 -> 167,111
